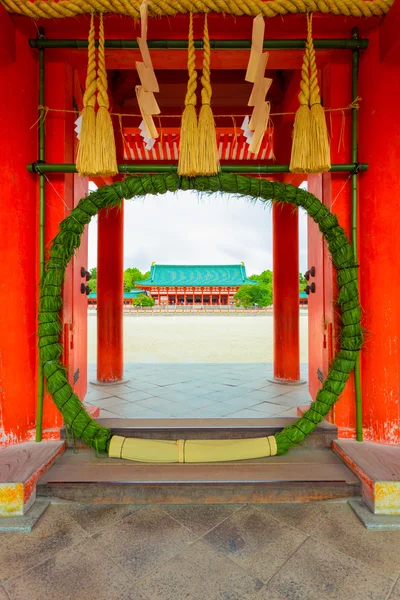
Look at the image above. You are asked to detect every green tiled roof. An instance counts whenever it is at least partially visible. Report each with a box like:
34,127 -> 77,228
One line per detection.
136,264 -> 258,288
88,290 -> 145,299
299,291 -> 308,298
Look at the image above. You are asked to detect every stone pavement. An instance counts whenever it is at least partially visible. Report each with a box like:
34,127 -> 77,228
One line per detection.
85,363 -> 310,419
2,501 -> 400,599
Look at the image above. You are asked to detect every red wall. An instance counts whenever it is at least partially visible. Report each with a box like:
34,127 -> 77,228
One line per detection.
358,27 -> 400,443
308,30 -> 400,443
0,30 -> 89,444
0,28 -> 39,443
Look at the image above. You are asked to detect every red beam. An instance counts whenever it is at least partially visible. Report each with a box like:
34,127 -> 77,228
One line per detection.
380,0 -> 400,63
0,4 -> 15,64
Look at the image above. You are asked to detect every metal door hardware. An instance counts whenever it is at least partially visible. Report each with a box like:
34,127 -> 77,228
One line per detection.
305,282 -> 316,295
304,266 -> 316,280
81,266 -> 91,280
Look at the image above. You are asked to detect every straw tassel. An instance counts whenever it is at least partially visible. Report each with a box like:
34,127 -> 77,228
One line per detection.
289,24 -> 311,174
76,14 -> 97,177
307,14 -> 331,172
198,13 -> 220,175
178,13 -> 198,177
95,13 -> 118,176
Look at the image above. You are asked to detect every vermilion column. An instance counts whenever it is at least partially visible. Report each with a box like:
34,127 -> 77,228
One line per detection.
358,25 -> 400,443
0,25 -> 38,444
272,202 -> 301,383
97,202 -> 124,383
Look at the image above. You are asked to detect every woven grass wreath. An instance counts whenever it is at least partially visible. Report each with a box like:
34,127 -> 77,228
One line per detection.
38,173 -> 362,456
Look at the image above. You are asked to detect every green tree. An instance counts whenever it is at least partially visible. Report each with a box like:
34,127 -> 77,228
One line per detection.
299,272 -> 307,291
87,267 -> 97,292
132,294 -> 155,307
124,267 -> 150,292
234,282 -> 272,307
249,269 -> 273,285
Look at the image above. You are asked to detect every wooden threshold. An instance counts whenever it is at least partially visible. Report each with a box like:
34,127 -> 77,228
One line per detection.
62,418 -> 337,450
38,447 -> 360,505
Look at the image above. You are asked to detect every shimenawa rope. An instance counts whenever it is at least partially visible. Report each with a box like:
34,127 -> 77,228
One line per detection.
95,13 -> 118,176
76,13 -> 97,177
289,14 -> 311,173
178,12 -> 199,176
307,13 -> 331,172
290,13 -> 330,173
198,13 -> 220,175
1,0 -> 393,19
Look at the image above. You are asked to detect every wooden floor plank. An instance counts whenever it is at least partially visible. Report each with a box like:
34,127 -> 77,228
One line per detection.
39,450 -> 359,485
334,440 -> 400,482
0,442 -> 65,483
42,448 -> 343,467
97,417 -> 336,431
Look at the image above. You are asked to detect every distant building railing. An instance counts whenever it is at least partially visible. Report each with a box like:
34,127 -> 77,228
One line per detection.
88,304 -> 274,315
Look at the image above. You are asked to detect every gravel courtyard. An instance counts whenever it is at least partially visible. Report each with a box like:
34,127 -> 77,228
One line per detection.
88,313 -> 308,364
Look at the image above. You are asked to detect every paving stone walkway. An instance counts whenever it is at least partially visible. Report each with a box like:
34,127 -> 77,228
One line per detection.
85,363 -> 310,419
3,501 -> 400,599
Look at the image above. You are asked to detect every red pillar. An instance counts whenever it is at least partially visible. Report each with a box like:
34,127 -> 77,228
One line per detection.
97,203 -> 124,383
358,26 -> 400,443
272,203 -> 301,383
0,27 -> 38,444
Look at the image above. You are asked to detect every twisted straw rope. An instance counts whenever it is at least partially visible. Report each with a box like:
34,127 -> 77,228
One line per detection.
185,12 -> 197,108
0,0 -> 393,19
201,13 -> 212,107
307,13 -> 321,107
82,13 -> 97,111
96,13 -> 109,110
298,20 -> 310,107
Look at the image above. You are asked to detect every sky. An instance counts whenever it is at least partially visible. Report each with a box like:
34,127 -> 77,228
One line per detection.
88,185 -> 308,276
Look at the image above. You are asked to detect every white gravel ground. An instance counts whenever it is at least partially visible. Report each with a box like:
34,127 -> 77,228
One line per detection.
88,314 -> 308,364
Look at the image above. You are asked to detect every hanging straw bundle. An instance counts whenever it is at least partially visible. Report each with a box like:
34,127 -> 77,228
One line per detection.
307,14 -> 331,172
95,13 -> 118,176
289,25 -> 311,173
198,13 -> 220,175
76,14 -> 97,177
290,13 -> 330,173
178,13 -> 198,177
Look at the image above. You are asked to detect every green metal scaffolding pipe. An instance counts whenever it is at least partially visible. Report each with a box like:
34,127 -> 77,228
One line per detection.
28,163 -> 368,174
29,38 -> 369,50
36,44 -> 45,443
352,29 -> 363,442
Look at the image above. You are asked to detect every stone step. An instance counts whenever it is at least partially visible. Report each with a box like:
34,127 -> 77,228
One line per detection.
0,441 -> 65,516
62,418 -> 338,450
333,439 -> 400,515
38,445 -> 359,505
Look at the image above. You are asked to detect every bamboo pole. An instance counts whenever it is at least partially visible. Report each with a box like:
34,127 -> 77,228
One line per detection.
36,39 -> 45,443
29,39 -> 369,50
352,28 -> 363,442
28,162 -> 368,174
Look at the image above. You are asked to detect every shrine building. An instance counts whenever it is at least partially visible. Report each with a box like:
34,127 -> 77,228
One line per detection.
135,264 -> 258,305
2,0 -> 400,526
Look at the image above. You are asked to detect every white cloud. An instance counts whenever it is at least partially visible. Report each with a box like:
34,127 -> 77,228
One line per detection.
88,188 -> 308,275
